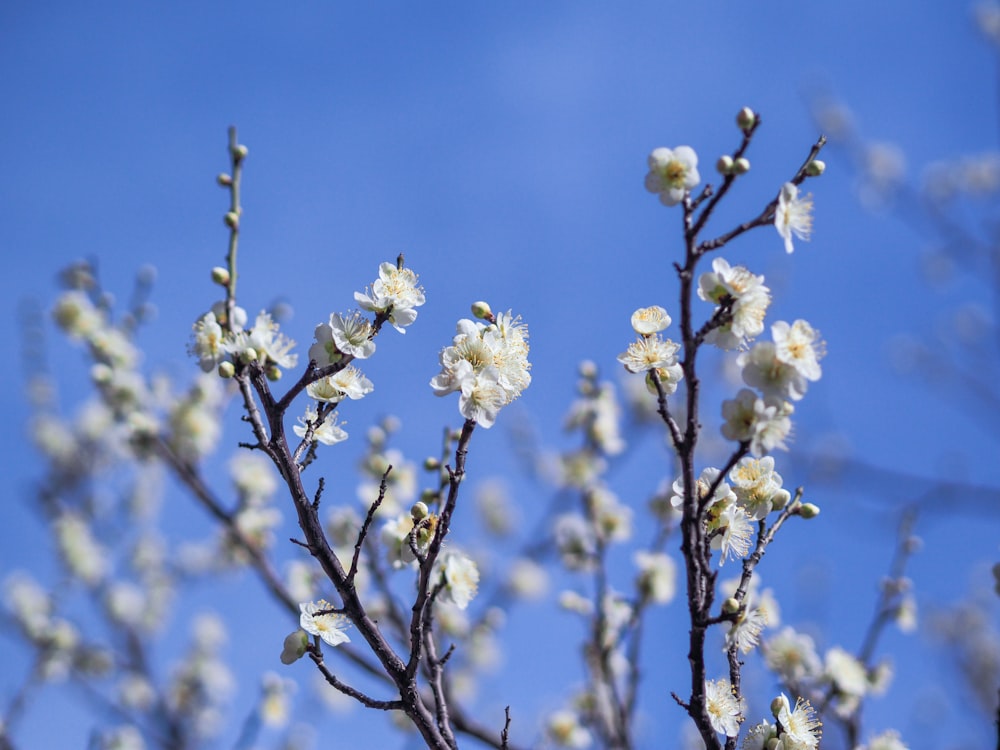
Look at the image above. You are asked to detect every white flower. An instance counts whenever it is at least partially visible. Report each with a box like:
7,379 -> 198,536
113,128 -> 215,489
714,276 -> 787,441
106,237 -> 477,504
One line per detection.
53,290 -> 104,339
299,600 -> 351,647
309,312 -> 375,366
739,341 -> 810,402
728,456 -> 787,520
726,606 -> 768,654
546,709 -> 592,748
698,258 -> 771,350
824,646 -> 867,697
430,312 -> 531,426
774,694 -> 821,749
856,729 -> 909,750
634,551 -> 676,604
434,550 -> 479,610
721,388 -> 793,456
293,407 -> 348,446
225,312 -> 297,369
710,503 -> 754,565
354,262 -> 426,333
763,627 -> 822,684
774,182 -> 814,254
645,146 -> 701,206
306,366 -> 373,403
771,320 -> 824,382
617,334 -> 681,374
189,311 -> 227,372
630,305 -> 671,335
458,368 -> 507,428
705,677 -> 743,737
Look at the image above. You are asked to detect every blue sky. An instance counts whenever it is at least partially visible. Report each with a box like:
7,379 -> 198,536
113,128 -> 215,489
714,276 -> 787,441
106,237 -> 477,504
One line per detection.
2,2 -> 998,748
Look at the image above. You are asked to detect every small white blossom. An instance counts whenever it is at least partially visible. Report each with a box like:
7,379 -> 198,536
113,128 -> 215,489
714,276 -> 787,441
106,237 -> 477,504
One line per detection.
306,366 -> 373,403
824,646 -> 868,698
772,320 -> 824,382
355,262 -> 426,333
433,550 -> 480,610
856,729 -> 909,750
774,694 -> 821,749
299,600 -> 351,647
774,182 -> 814,254
698,258 -> 772,350
763,627 -> 822,684
634,551 -> 676,604
617,334 -> 681,375
705,677 -> 744,737
645,146 -> 701,206
293,407 -> 348,446
630,305 -> 671,335
546,709 -> 592,748
721,389 -> 793,456
728,456 -> 787,520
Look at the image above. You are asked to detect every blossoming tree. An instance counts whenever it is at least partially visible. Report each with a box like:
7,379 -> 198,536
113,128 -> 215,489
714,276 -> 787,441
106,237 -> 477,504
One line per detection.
4,111 -> 936,750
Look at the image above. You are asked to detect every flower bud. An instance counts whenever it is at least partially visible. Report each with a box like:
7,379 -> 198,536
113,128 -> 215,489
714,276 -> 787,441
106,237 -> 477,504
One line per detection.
91,363 -> 113,385
423,456 -> 441,471
218,361 -> 235,378
733,157 -> 751,175
216,173 -> 233,187
410,501 -> 430,521
770,694 -> 790,718
211,266 -> 230,286
234,144 -> 249,161
240,347 -> 258,364
722,597 -> 741,615
716,155 -> 734,175
266,365 -> 282,381
771,488 -> 791,511
224,211 -> 240,229
280,630 -> 309,664
471,300 -> 493,319
420,488 -> 437,503
737,107 -> 756,131
578,360 -> 598,379
799,502 -> 820,519
806,159 -> 826,177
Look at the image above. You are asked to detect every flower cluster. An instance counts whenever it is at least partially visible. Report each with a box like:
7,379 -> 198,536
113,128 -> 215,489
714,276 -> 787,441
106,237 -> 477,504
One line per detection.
697,258 -> 771,350
617,305 -> 683,395
720,319 -> 825,456
430,304 -> 531,428
354,261 -> 426,333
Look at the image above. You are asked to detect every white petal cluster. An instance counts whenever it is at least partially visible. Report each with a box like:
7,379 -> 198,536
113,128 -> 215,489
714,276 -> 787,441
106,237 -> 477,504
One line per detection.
354,261 -> 426,333
221,311 -> 298,370
728,456 -> 790,519
310,311 -> 375,366
306,366 -> 373,403
772,694 -> 822,749
546,709 -> 592,748
630,305 -> 671,335
633,551 -> 676,605
704,677 -> 744,737
721,388 -> 793,457
775,182 -> 814,254
697,258 -> 771,350
299,599 -> 351,647
293,407 -> 348,446
645,146 -> 701,206
763,627 -> 823,684
856,730 -> 910,750
433,550 -> 480,610
430,310 -> 531,428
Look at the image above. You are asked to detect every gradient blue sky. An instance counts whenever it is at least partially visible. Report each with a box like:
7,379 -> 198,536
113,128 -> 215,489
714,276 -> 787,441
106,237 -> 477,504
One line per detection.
2,2 -> 998,748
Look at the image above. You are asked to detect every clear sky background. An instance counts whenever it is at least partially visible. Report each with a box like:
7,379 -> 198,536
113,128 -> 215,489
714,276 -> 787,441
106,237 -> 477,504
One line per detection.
2,2 -> 998,749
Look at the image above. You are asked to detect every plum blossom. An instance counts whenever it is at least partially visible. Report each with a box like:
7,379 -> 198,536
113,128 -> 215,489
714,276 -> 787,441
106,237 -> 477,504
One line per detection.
310,311 -> 375,365
704,677 -> 743,736
774,182 -> 814,253
355,261 -> 426,333
645,146 -> 701,206
299,600 -> 351,647
430,309 -> 531,427
697,258 -> 771,350
433,550 -> 480,610
721,388 -> 793,456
